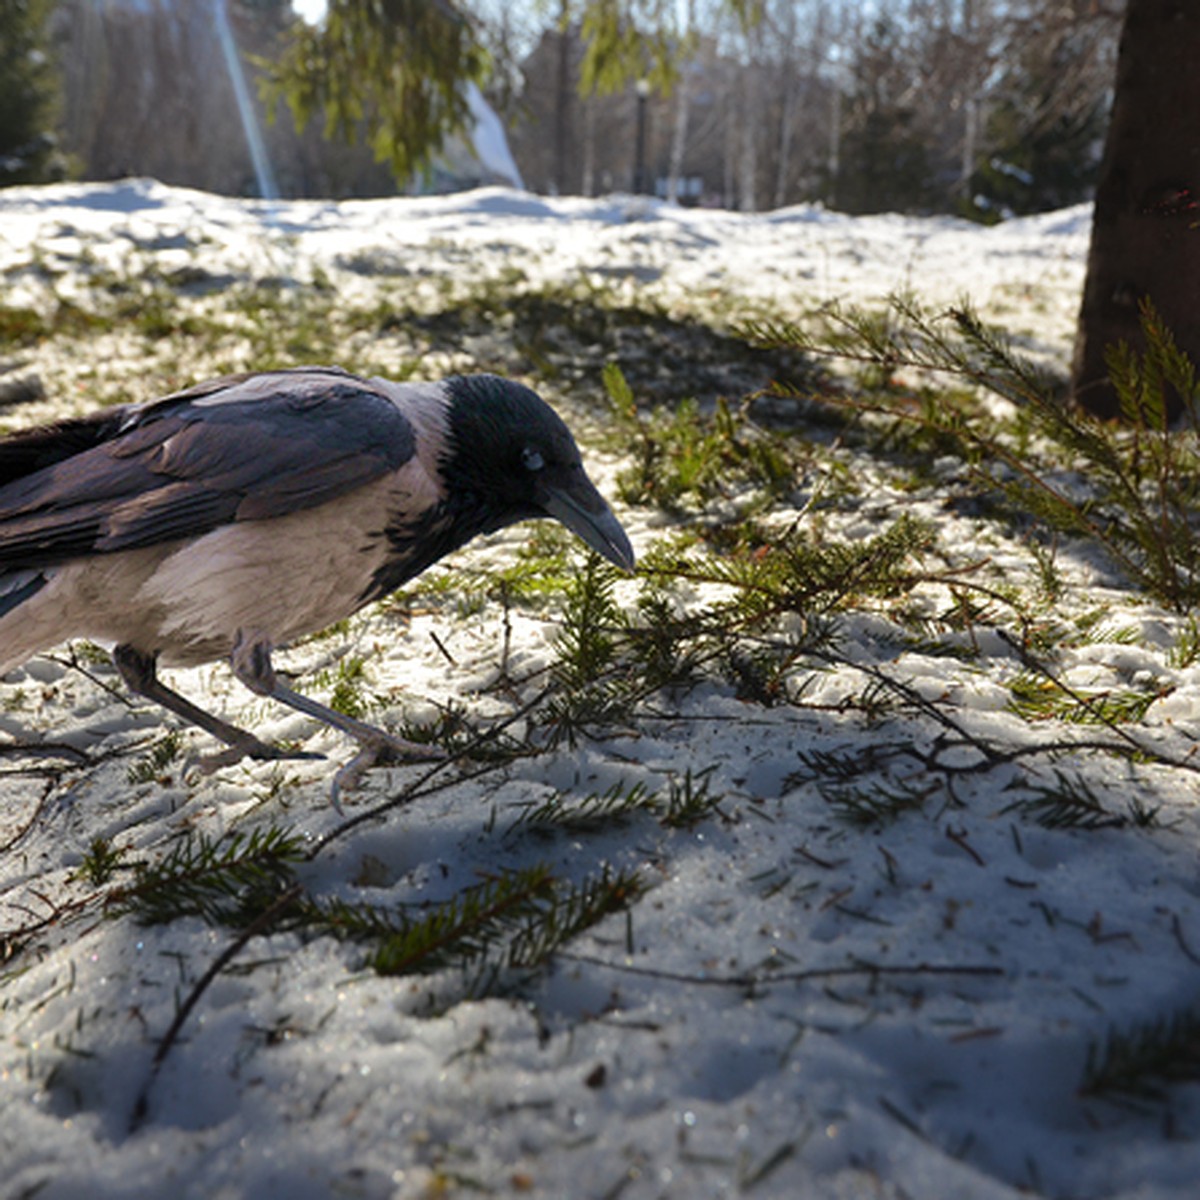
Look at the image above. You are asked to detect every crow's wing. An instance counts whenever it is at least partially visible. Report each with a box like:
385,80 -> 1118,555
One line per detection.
0,368 -> 417,569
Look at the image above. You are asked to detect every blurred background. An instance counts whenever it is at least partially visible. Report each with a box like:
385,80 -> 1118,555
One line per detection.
1,0 -> 1123,219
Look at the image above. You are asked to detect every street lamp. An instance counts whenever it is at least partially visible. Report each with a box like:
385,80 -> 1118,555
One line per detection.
633,78 -> 651,194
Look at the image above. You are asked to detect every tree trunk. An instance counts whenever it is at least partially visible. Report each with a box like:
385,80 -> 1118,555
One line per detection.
666,0 -> 695,203
738,47 -> 760,212
827,83 -> 841,207
581,94 -> 595,197
1071,0 -> 1200,420
552,1 -> 571,194
772,2 -> 799,210
666,73 -> 690,202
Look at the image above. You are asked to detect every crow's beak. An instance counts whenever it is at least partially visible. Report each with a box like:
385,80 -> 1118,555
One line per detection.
539,469 -> 636,571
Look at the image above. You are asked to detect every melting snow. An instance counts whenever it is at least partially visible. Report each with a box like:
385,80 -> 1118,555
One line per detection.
0,181 -> 1196,1200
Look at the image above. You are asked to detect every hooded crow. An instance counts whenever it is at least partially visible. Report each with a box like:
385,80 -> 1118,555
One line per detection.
0,367 -> 634,793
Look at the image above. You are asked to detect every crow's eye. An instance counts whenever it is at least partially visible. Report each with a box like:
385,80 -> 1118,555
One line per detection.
522,447 -> 545,472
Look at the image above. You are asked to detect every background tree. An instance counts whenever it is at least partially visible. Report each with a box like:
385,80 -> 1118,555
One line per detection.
54,0 -> 391,199
968,11 -> 1111,220
26,0 -> 1124,215
0,0 -> 62,186
971,2 -> 1116,221
262,0 -> 490,185
1071,0 -> 1199,420
834,13 -> 936,214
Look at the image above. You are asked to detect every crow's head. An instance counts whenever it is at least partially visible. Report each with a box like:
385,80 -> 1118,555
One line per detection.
442,374 -> 634,570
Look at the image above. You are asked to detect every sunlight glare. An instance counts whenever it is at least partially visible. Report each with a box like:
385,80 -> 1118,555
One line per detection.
292,0 -> 328,24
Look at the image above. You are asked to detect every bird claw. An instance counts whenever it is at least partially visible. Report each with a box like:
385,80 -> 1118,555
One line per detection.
329,733 -> 446,813
370,732 -> 448,766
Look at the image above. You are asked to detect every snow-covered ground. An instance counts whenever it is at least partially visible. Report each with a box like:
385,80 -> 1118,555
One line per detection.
2,181 -> 1198,1200
0,177 -> 1087,343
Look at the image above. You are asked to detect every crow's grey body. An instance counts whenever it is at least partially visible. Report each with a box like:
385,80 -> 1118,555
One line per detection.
0,369 -> 441,670
0,367 -> 633,794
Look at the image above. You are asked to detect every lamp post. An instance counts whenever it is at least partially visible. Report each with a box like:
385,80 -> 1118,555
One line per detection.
633,78 -> 651,194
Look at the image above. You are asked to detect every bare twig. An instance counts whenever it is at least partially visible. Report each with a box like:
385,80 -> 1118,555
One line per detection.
129,881 -> 303,1132
558,951 -> 1004,989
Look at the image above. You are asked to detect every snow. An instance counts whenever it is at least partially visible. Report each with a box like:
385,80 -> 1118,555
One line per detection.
1,181 -> 1198,1200
0,178 -> 1085,353
464,83 -> 526,190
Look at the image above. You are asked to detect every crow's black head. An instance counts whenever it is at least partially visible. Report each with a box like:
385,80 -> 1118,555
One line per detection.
442,374 -> 634,569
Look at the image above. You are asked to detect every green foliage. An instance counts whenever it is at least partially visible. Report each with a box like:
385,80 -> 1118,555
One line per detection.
540,513 -> 930,745
1169,617 -> 1200,669
0,0 -> 62,186
506,864 -> 644,972
506,771 -> 722,834
89,824 -> 646,1004
646,512 -> 936,625
965,21 -> 1107,220
126,731 -> 184,785
577,0 -> 681,97
306,862 -> 644,989
822,775 -> 935,828
833,16 -> 936,215
1004,772 -> 1158,832
790,736 -> 953,827
507,779 -> 662,834
534,506 -> 936,751
1105,298 -> 1199,432
364,865 -> 557,976
1083,1005 -> 1200,1100
625,584 -> 706,694
262,0 -> 488,185
116,828 -> 308,926
554,550 -> 622,687
544,551 -> 630,742
76,838 -> 128,888
1007,673 -> 1162,727
607,361 -> 801,511
0,299 -> 112,348
659,767 -> 724,828
316,655 -> 371,720
742,296 -> 1200,612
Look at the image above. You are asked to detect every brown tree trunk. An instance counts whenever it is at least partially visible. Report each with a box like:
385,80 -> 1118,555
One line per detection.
1071,0 -> 1200,420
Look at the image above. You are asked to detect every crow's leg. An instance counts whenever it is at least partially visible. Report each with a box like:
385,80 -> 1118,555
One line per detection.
230,630 -> 443,805
113,643 -> 321,770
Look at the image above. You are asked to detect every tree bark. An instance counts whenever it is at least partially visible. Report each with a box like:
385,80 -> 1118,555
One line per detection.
552,0 -> 572,194
666,0 -> 695,203
666,71 -> 690,202
1071,0 -> 1200,419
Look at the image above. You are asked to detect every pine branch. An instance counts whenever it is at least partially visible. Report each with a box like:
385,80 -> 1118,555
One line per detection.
740,295 -> 1200,611
506,866 -> 645,971
1083,1005 -> 1200,1100
1002,772 -> 1132,831
366,865 -> 558,977
506,779 -> 662,835
114,827 -> 307,927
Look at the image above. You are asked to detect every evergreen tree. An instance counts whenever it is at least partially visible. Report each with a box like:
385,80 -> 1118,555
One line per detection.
968,20 -> 1109,220
0,0 -> 62,186
262,0 -> 490,186
834,16 -> 936,215
264,0 -> 724,190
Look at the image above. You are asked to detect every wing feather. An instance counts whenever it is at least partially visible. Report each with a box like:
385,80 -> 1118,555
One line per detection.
0,369 -> 418,570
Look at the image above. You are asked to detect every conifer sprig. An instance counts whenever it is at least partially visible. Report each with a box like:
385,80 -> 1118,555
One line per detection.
114,827 -> 307,927
740,296 -> 1200,611
1083,1005 -> 1200,1100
